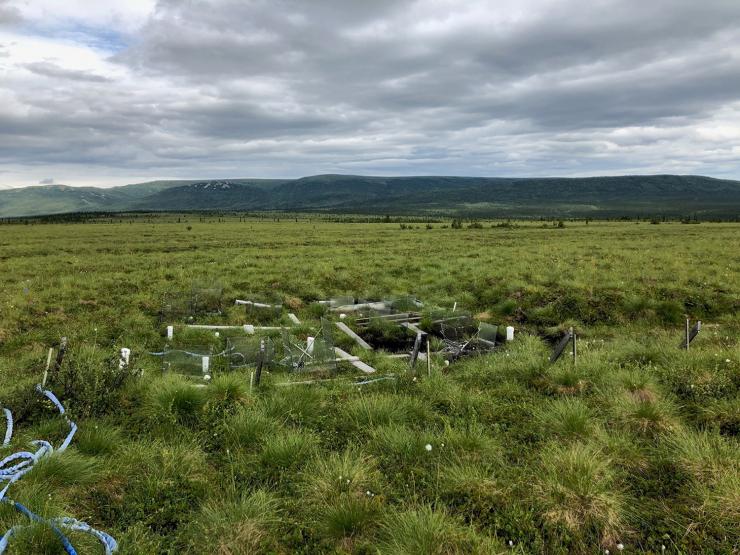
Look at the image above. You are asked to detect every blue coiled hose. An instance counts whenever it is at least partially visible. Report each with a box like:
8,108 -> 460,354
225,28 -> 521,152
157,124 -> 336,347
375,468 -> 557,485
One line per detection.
0,386 -> 117,553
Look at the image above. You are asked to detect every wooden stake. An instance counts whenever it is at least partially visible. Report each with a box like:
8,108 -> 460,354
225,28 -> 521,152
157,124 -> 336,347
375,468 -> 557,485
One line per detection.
426,336 -> 431,377
49,337 -> 67,384
571,327 -> 577,366
410,332 -> 424,371
334,347 -> 376,374
335,322 -> 372,350
686,318 -> 690,350
42,347 -> 53,387
254,340 -> 265,386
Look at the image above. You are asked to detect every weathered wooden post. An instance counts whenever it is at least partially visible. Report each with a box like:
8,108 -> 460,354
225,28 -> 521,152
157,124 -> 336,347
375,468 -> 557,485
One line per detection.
47,337 -> 68,384
680,319 -> 701,350
254,339 -> 265,387
549,329 -> 572,364
571,327 -> 577,367
426,335 -> 432,377
42,347 -> 54,386
410,331 -> 424,372
685,318 -> 690,350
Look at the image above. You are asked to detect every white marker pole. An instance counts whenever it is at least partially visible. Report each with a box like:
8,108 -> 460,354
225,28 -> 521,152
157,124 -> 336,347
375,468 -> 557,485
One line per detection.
506,326 -> 515,341
119,348 -> 131,369
167,325 -> 174,340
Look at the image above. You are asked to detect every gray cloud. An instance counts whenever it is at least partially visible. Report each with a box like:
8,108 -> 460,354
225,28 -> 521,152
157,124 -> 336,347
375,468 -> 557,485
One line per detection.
39,177 -> 54,184
0,0 -> 21,26
1,0 -> 740,186
25,61 -> 113,82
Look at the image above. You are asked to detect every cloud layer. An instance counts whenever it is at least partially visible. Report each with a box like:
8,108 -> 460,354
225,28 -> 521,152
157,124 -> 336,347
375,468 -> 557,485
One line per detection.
1,0 -> 739,187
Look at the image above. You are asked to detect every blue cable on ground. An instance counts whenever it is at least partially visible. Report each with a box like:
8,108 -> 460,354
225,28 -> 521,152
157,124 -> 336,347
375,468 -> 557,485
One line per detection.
1,500 -> 77,555
0,386 -> 118,553
53,517 -> 118,555
35,385 -> 76,453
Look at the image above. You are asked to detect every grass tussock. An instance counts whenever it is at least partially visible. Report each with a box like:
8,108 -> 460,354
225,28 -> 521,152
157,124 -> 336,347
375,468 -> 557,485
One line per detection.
535,442 -> 627,551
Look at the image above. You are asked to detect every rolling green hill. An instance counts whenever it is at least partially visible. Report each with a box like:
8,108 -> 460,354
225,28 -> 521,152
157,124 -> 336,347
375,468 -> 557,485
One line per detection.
1,174 -> 739,218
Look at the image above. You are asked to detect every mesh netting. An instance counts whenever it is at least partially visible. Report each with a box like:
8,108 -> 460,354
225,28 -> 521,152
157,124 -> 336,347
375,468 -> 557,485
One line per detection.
280,318 -> 337,373
163,345 -> 214,381
440,315 -> 477,342
190,283 -> 224,315
240,296 -> 283,324
328,296 -> 355,308
226,336 -> 275,370
160,283 -> 224,322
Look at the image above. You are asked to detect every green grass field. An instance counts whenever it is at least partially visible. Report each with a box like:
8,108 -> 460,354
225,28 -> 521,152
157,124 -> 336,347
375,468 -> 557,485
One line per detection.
0,217 -> 738,554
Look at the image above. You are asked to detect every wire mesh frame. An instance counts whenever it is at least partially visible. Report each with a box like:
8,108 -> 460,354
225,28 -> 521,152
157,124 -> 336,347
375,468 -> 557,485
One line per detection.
440,321 -> 498,360
386,295 -> 424,312
162,345 -> 214,381
328,296 -> 355,308
190,283 -> 224,315
280,318 -> 337,373
159,292 -> 191,324
159,285 -> 224,323
226,336 -> 276,370
243,300 -> 283,324
440,315 -> 478,342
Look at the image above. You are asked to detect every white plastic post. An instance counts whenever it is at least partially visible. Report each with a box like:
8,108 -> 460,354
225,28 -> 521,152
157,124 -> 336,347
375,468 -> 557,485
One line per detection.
167,325 -> 174,340
307,337 -> 315,354
202,356 -> 210,374
119,348 -> 131,369
506,326 -> 515,341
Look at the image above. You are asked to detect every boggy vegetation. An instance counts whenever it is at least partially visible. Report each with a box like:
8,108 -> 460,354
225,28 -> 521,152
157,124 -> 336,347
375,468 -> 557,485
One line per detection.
0,218 -> 738,553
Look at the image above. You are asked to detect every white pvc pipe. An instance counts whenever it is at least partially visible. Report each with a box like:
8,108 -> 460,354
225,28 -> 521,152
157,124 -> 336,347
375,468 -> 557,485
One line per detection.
119,348 -> 131,369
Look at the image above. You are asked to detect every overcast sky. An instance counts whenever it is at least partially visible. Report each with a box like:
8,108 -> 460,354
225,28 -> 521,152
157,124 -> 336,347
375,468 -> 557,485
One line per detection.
1,0 -> 739,188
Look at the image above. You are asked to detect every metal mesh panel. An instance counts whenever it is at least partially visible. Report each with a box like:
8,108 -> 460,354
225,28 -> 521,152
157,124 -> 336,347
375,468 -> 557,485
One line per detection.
160,292 -> 192,323
329,296 -> 355,308
280,319 -> 337,373
163,345 -> 213,381
312,318 -> 337,371
477,323 -> 498,346
440,315 -> 477,342
243,298 -> 282,324
388,295 -> 423,312
227,336 -> 275,370
190,283 -> 223,315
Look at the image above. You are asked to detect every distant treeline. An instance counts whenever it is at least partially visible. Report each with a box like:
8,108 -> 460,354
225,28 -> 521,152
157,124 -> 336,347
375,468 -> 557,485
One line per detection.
0,211 -> 735,225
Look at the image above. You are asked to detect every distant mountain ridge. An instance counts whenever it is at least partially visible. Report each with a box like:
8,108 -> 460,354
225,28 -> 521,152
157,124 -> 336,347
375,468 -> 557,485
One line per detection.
1,174 -> 739,218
